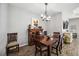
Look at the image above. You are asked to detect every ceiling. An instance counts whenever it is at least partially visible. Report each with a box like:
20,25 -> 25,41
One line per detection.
9,3 -> 79,16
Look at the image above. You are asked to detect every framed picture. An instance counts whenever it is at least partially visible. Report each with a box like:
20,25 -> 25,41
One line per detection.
63,21 -> 69,29
32,18 -> 39,27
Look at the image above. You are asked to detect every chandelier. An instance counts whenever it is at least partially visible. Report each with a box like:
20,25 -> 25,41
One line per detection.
41,3 -> 51,21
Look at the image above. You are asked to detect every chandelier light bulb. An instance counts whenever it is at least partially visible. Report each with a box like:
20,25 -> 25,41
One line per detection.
48,16 -> 51,19
41,14 -> 44,17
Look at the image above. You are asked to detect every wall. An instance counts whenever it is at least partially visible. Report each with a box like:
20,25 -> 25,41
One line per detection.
47,13 -> 62,34
0,4 -> 8,56
8,5 -> 46,47
69,18 -> 79,38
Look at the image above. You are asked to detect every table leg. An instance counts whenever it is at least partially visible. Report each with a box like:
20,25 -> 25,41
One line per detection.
47,46 -> 51,56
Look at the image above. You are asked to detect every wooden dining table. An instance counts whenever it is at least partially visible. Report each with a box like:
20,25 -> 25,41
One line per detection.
37,35 -> 58,56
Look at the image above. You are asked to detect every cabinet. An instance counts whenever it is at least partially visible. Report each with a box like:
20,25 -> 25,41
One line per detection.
28,28 -> 43,46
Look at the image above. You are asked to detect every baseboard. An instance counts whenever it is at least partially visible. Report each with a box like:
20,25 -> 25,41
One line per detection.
19,43 -> 28,47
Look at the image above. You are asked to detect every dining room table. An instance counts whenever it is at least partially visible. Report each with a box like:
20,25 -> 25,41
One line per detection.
37,35 -> 59,56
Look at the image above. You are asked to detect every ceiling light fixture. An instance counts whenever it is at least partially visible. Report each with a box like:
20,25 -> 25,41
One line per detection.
41,3 -> 51,21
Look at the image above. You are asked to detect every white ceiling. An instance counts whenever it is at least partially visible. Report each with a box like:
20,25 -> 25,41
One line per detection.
9,3 -> 79,16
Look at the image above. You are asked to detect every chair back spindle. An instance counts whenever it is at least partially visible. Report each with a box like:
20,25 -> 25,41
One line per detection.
7,33 -> 17,43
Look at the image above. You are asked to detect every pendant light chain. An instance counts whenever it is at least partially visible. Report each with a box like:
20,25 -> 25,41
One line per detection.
45,3 -> 48,16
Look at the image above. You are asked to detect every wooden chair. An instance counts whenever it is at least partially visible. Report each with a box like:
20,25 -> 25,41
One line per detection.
44,31 -> 47,35
32,34 -> 48,56
51,35 -> 62,56
52,32 -> 60,46
31,32 -> 36,45
6,33 -> 19,55
59,35 -> 63,54
34,40 -> 48,56
53,32 -> 60,38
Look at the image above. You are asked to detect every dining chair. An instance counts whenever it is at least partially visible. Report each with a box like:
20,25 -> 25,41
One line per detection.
44,31 -> 47,35
53,32 -> 60,38
51,35 -> 62,56
31,32 -> 36,45
34,39 -> 48,56
59,35 -> 63,54
33,33 -> 48,56
52,32 -> 60,47
6,33 -> 19,55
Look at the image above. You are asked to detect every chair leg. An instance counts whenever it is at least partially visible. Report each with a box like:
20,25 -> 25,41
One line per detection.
35,51 -> 36,56
35,50 -> 37,56
59,43 -> 62,54
18,47 -> 19,52
61,42 -> 62,50
56,49 -> 58,56
35,47 -> 37,56
6,48 -> 8,56
16,45 -> 19,52
40,51 -> 42,56
40,48 -> 42,56
59,46 -> 62,54
18,45 -> 19,52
